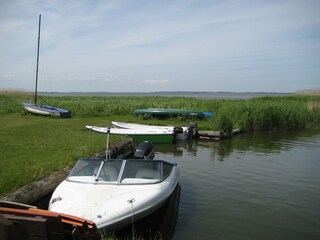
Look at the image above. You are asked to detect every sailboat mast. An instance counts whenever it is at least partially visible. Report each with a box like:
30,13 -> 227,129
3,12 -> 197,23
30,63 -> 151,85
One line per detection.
34,14 -> 41,104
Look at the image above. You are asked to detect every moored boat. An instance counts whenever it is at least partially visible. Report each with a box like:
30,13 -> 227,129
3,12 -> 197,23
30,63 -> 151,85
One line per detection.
111,121 -> 190,140
48,157 -> 179,231
86,125 -> 180,143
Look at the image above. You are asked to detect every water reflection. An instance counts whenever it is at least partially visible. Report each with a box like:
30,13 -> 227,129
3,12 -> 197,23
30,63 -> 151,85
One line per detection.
154,130 -> 320,240
155,129 -> 320,161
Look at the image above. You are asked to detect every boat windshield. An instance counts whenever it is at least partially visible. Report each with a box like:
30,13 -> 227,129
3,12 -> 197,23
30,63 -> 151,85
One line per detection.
67,158 -> 175,185
67,159 -> 122,184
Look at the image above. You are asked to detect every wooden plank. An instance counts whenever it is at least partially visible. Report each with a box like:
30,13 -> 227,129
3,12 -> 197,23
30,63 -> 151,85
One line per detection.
0,201 -> 36,210
232,128 -> 242,135
196,128 -> 242,140
197,130 -> 222,139
0,207 -> 65,239
0,213 -> 13,240
0,207 -> 101,240
2,214 -> 48,238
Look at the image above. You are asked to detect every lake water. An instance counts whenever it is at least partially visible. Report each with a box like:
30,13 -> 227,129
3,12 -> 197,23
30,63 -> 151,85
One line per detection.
122,130 -> 320,240
43,91 -> 293,100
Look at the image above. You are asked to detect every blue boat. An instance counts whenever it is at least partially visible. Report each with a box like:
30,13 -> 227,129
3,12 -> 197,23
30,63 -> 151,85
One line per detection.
22,102 -> 71,118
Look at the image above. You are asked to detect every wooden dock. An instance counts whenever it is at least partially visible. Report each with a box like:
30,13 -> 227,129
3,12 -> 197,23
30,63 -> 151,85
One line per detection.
195,128 -> 242,140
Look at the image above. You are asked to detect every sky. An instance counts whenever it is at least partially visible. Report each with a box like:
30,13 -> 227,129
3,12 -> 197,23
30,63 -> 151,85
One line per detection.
0,0 -> 320,93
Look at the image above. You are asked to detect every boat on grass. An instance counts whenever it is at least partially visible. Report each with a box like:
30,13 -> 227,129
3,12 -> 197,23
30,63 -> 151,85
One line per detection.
86,125 -> 187,143
133,108 -> 214,119
22,102 -> 71,118
48,141 -> 179,231
0,200 -> 100,240
22,14 -> 71,118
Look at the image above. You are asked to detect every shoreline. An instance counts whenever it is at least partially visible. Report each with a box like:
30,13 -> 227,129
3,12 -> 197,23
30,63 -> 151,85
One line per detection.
38,91 -> 295,100
1,140 -> 134,206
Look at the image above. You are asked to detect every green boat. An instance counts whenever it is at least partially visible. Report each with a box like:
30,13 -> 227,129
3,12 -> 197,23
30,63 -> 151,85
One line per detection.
130,134 -> 174,144
133,108 -> 213,119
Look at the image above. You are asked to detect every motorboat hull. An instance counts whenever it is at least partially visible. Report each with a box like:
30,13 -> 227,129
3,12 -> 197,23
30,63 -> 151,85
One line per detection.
86,125 -> 175,143
49,158 -> 179,231
86,124 -> 189,143
112,121 -> 190,140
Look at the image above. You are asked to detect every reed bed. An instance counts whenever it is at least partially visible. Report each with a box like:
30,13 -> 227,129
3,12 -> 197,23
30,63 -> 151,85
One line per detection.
1,94 -> 319,131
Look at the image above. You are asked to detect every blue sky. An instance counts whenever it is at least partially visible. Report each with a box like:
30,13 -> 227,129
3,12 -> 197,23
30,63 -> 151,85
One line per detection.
1,0 -> 319,92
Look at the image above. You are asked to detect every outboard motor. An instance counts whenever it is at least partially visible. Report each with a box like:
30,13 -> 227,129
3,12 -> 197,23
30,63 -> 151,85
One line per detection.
188,122 -> 198,139
173,127 -> 183,134
134,141 -> 155,160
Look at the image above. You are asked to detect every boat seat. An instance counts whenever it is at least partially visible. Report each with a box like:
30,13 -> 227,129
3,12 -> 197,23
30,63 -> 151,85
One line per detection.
135,168 -> 160,180
93,166 -> 118,181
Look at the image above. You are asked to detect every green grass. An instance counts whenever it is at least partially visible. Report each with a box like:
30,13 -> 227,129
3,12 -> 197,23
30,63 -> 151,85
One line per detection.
0,114 -> 128,197
0,93 -> 320,197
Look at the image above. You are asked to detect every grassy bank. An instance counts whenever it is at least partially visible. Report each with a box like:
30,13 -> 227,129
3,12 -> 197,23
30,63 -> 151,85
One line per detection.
0,94 -> 320,197
0,115 -> 130,197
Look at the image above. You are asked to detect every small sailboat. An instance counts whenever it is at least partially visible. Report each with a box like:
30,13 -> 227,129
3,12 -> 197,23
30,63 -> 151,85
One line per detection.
22,14 -> 71,118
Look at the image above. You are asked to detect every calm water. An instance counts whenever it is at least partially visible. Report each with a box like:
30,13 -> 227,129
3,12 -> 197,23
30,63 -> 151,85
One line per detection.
135,130 -> 320,240
44,91 -> 293,100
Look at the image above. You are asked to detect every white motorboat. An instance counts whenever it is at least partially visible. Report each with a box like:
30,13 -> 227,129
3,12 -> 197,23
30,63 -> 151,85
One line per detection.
112,121 -> 177,130
111,121 -> 189,140
48,143 -> 179,231
86,125 -> 186,143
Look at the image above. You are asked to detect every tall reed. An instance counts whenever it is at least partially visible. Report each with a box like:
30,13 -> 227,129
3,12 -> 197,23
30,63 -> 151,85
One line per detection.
1,94 -> 319,130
